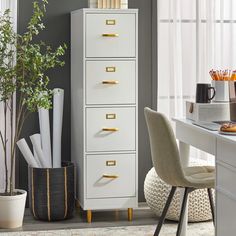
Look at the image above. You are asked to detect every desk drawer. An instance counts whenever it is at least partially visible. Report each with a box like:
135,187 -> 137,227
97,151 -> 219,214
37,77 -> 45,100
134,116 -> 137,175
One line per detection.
217,162 -> 236,196
86,13 -> 136,58
86,60 -> 136,105
217,138 -> 236,167
216,190 -> 236,236
86,107 -> 136,152
86,154 -> 136,199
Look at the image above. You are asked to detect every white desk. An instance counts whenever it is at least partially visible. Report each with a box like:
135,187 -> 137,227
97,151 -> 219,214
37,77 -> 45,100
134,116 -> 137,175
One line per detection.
174,118 -> 236,236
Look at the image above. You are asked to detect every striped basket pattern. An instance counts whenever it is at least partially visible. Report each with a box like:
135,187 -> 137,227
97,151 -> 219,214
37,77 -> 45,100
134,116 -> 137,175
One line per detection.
28,162 -> 75,221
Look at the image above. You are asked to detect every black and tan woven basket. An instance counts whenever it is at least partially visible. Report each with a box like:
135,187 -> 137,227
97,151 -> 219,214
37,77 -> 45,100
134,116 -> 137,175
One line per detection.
28,162 -> 75,221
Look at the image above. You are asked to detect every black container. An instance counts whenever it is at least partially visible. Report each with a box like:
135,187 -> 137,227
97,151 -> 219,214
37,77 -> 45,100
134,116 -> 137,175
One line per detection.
28,162 -> 75,221
196,83 -> 215,103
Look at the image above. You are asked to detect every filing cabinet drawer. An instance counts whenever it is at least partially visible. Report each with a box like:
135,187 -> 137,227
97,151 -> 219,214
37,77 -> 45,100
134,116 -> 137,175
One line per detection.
86,107 -> 136,152
86,60 -> 136,105
217,190 -> 236,236
217,162 -> 236,196
86,13 -> 136,58
86,154 -> 136,198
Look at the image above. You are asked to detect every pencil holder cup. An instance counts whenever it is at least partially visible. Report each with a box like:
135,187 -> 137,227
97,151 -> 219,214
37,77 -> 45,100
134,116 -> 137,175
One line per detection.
28,162 -> 75,221
212,80 -> 229,102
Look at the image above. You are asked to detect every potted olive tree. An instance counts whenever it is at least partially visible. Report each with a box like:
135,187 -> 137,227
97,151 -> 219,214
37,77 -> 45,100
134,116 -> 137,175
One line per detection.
0,0 -> 66,228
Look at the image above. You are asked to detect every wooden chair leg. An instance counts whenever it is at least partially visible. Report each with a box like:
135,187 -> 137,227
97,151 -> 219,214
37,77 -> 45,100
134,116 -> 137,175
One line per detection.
128,208 -> 133,221
87,210 -> 92,223
207,188 -> 215,225
176,188 -> 193,236
154,186 -> 177,236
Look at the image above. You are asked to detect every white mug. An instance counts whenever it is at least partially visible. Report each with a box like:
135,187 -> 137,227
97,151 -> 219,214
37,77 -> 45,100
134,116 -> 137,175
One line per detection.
211,80 -> 229,102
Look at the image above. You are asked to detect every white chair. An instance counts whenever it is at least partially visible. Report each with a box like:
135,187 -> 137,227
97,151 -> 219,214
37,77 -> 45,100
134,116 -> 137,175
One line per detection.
144,107 -> 215,236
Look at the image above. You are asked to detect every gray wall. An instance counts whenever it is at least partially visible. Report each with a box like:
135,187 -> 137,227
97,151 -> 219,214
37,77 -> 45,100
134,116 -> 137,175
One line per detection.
17,0 -> 155,202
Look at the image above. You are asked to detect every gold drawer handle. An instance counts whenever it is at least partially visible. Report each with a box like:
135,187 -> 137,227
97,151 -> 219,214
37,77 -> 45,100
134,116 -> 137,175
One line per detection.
102,33 -> 119,37
102,127 -> 119,132
103,174 -> 119,179
102,80 -> 119,85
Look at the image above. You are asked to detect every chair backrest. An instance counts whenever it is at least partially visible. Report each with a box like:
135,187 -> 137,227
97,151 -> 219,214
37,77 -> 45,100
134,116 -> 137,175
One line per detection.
144,107 -> 186,187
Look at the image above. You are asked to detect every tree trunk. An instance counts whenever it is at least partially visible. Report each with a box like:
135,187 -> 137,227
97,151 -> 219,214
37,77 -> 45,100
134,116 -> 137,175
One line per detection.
4,102 -> 8,194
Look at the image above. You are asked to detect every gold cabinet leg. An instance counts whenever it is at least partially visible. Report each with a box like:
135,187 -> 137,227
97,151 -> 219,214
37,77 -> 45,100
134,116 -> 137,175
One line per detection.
128,208 -> 133,221
87,210 -> 92,223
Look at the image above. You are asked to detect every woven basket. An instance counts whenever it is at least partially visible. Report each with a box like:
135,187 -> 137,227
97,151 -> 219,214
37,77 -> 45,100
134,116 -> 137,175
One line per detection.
28,162 -> 75,221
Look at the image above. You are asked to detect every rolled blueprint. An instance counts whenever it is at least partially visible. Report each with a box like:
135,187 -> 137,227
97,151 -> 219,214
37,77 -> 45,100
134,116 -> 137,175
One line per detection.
38,108 -> 52,168
17,139 -> 39,167
33,148 -> 41,167
52,88 -> 64,168
30,134 -> 49,168
31,134 -> 42,168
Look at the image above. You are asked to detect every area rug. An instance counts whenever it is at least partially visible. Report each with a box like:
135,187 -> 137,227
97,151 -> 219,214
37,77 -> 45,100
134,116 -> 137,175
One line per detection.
1,222 -> 214,236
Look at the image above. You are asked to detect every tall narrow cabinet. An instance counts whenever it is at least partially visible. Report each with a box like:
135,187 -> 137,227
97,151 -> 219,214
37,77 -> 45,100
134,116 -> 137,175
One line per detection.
71,8 -> 138,222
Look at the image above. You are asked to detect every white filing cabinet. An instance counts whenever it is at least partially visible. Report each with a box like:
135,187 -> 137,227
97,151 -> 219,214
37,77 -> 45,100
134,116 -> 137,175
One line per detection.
71,8 -> 138,222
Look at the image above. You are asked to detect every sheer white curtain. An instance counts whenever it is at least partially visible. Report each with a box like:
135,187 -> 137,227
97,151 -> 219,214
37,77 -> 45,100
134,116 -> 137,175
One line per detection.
0,0 -> 17,190
157,0 -> 236,164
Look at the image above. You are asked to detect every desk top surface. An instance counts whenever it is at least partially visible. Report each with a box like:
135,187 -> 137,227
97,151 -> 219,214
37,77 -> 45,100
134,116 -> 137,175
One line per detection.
173,118 -> 236,144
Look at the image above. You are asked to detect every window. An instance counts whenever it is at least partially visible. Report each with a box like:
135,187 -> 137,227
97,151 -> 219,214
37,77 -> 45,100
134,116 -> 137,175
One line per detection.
158,0 -> 236,118
157,0 -> 236,164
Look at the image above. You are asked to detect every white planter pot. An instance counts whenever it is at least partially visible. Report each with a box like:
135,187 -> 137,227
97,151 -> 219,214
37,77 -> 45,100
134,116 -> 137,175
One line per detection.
0,189 -> 27,229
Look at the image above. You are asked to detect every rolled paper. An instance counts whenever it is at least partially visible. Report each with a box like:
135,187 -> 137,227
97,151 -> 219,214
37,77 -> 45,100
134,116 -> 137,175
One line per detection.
53,88 -> 64,168
38,108 -> 52,168
38,108 -> 42,133
33,149 -> 41,168
31,134 -> 42,168
17,139 -> 39,168
30,134 -> 48,168
33,147 -> 41,167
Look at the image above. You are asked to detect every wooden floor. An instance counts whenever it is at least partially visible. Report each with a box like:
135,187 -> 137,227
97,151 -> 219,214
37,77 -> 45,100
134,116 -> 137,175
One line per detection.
0,204 -> 163,233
